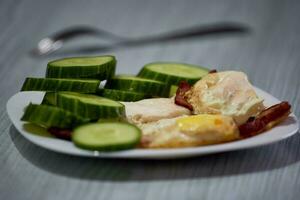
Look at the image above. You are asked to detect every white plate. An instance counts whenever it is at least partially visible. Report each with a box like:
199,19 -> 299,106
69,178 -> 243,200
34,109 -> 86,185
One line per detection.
6,88 -> 299,159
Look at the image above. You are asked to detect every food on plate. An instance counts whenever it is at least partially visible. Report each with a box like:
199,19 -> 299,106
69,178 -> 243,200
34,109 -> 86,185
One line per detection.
21,103 -> 88,129
21,77 -> 100,93
138,62 -> 209,85
97,88 -> 150,102
183,71 -> 264,125
105,75 -> 170,97
168,85 -> 179,97
72,122 -> 141,151
175,81 -> 193,111
41,92 -> 57,105
55,92 -> 125,120
46,55 -> 116,80
48,127 -> 72,140
239,101 -> 291,138
122,98 -> 191,125
20,55 -> 292,151
139,114 -> 239,148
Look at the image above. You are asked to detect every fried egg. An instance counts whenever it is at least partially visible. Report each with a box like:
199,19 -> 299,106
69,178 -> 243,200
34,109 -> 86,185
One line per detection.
122,98 -> 191,125
186,71 -> 264,125
139,114 -> 239,148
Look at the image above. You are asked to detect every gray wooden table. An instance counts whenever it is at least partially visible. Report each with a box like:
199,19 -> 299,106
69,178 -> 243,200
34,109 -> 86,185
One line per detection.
1,0 -> 300,199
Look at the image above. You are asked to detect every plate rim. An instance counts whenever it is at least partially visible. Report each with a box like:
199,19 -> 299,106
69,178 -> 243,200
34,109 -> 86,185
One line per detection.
6,88 -> 299,159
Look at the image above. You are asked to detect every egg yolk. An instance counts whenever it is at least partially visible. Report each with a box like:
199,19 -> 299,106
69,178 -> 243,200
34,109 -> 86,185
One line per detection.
176,114 -> 224,133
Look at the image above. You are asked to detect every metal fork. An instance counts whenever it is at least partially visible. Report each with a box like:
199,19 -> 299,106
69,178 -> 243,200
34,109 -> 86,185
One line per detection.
32,23 -> 249,56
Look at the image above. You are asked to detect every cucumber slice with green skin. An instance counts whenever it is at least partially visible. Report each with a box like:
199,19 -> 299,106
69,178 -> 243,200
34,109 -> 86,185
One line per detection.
21,77 -> 100,93
46,55 -> 116,80
21,103 -> 88,128
138,62 -> 209,85
41,92 -> 57,105
56,92 -> 125,120
97,88 -> 150,102
72,122 -> 141,151
105,75 -> 170,97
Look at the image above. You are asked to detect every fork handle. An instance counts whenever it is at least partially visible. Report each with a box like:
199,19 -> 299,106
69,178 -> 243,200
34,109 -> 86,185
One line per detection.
52,26 -> 126,42
120,23 -> 249,46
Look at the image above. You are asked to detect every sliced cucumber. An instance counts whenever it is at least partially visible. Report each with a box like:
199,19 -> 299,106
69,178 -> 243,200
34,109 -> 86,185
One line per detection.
169,85 -> 178,97
46,55 -> 116,80
97,88 -> 150,102
21,77 -> 100,93
56,92 -> 125,120
104,75 -> 169,97
72,122 -> 141,151
21,103 -> 88,128
41,92 -> 57,105
138,62 -> 209,85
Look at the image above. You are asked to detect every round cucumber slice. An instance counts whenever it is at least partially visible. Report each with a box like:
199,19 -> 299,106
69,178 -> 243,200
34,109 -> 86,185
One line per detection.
21,103 -> 88,128
104,75 -> 170,97
138,62 -> 209,85
97,88 -> 150,102
21,77 -> 100,93
72,122 -> 141,151
56,92 -> 125,120
46,55 -> 116,80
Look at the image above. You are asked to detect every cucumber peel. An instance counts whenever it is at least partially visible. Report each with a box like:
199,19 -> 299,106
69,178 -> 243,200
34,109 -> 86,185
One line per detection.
56,92 -> 125,120
97,88 -> 150,102
21,77 -> 100,93
21,103 -> 88,128
138,62 -> 209,85
41,92 -> 57,105
46,55 -> 116,80
105,75 -> 170,97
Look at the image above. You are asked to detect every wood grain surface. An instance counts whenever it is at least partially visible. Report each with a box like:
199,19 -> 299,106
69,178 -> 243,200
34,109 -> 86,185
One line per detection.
0,0 -> 299,199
